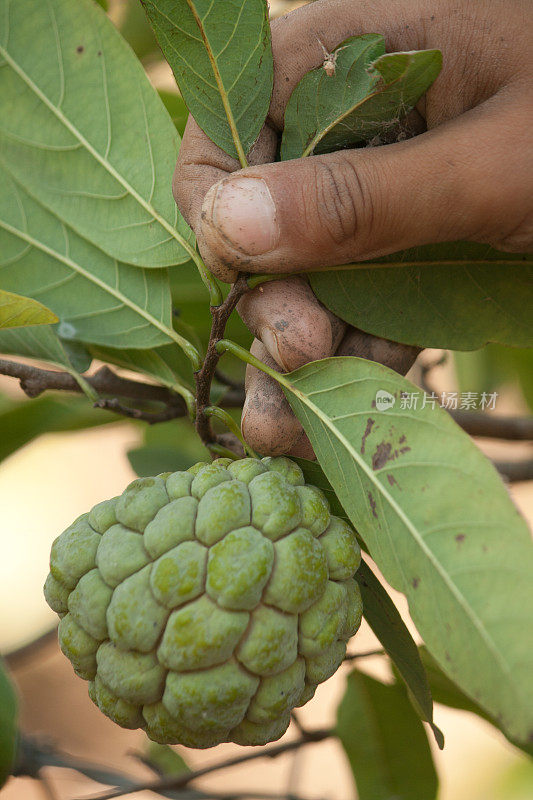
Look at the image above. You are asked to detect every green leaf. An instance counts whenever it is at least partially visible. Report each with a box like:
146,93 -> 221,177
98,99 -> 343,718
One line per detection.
90,341 -> 194,392
454,345 -> 533,411
143,742 -> 189,777
0,394 -> 119,465
0,289 -> 58,329
0,0 -> 194,268
116,0 -> 158,60
0,325 -> 91,374
0,661 -> 18,788
416,646 -> 533,758
337,669 -> 438,800
158,90 -> 189,136
309,244 -> 533,350
0,164 -> 197,361
281,35 -> 441,159
140,0 -> 273,164
128,417 -> 209,476
357,559 -> 443,748
273,355 -> 533,745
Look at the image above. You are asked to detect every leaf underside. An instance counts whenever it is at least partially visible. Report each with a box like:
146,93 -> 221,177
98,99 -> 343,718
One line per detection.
0,163 -> 176,350
141,0 -> 273,163
0,0 -> 194,268
337,669 -> 438,800
309,243 -> 533,350
280,356 -> 533,746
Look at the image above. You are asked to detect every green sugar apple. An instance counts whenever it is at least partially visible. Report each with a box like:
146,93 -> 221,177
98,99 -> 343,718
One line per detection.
44,456 -> 363,748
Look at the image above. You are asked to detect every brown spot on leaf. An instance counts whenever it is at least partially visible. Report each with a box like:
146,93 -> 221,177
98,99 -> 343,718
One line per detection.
367,491 -> 378,518
361,417 -> 375,454
372,440 -> 411,470
455,533 -> 465,545
445,652 -> 451,661
399,434 -> 406,444
76,45 -> 84,53
412,577 -> 419,589
387,473 -> 399,488
372,441 -> 392,470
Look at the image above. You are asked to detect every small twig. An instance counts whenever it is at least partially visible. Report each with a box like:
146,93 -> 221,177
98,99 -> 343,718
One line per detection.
494,458 -> 533,483
80,729 -> 333,800
194,275 -> 250,448
449,410 -> 533,440
344,648 -> 386,661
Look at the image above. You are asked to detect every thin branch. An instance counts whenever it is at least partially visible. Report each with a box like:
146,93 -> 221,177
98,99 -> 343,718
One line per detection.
344,648 -> 385,661
449,409 -> 533,440
194,275 -> 250,447
494,458 -> 533,483
80,729 -> 333,800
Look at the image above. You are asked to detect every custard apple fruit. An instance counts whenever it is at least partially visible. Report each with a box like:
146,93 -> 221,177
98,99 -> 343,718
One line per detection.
44,456 -> 363,748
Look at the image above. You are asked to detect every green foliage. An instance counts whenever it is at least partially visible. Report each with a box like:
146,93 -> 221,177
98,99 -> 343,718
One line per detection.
281,35 -> 441,159
274,355 -> 533,745
309,245 -> 533,350
0,0 -> 194,268
0,290 -> 58,329
158,90 -> 189,136
0,394 -> 120,465
0,661 -> 18,788
0,326 -> 91,374
454,345 -> 533,411
140,0 -> 273,163
357,560 -> 443,748
337,669 -> 438,800
143,741 -> 189,776
127,418 -> 210,476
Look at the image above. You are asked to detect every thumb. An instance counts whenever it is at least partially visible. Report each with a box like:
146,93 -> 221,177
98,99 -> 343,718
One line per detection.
198,101 -> 520,278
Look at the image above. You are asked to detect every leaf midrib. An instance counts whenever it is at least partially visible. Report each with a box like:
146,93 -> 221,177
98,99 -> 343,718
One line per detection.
0,41 -> 195,260
279,366 -> 517,691
185,0 -> 247,167
0,214 -> 190,355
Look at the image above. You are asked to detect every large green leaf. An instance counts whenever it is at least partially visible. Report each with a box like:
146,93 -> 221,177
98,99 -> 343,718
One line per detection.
0,289 -> 58,329
140,0 -> 273,164
309,244 -> 533,349
281,35 -> 441,159
0,394 -> 119,465
357,559 -> 443,748
0,661 -> 18,788
269,355 -> 533,745
337,669 -> 437,800
90,341 -> 194,391
0,326 -> 91,374
0,0 -> 194,267
0,164 -> 197,360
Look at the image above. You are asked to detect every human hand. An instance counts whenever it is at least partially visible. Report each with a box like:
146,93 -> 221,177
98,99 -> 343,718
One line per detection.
173,0 -> 533,456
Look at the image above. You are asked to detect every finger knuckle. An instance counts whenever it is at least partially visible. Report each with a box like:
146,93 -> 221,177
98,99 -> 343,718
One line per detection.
310,157 -> 373,248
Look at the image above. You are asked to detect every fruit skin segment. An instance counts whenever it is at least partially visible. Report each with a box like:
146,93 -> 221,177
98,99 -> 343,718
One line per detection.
45,456 -> 363,748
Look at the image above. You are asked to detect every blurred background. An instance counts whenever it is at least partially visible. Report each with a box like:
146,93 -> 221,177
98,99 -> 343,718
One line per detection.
1,1 -> 532,799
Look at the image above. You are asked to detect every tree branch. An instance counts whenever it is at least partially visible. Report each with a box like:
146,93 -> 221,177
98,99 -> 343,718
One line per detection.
449,409 -> 533,440
80,729 -> 333,800
194,275 -> 250,448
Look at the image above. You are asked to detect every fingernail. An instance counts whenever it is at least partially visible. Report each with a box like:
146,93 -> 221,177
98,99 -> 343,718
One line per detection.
260,326 -> 287,371
203,177 -> 279,255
